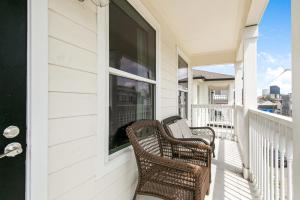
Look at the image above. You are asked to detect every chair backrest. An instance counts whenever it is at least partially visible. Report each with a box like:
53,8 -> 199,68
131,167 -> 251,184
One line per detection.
126,120 -> 168,157
162,116 -> 192,138
162,116 -> 182,137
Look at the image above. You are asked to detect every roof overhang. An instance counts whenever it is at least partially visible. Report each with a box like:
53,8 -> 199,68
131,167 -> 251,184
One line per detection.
140,0 -> 269,66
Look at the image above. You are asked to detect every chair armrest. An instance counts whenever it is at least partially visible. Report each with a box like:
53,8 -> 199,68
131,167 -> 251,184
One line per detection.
162,136 -> 212,167
176,138 -> 209,145
140,152 -> 206,187
190,127 -> 216,143
145,151 -> 203,173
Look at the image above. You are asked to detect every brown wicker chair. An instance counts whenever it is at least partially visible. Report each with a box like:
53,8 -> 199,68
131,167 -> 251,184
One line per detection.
126,120 -> 211,200
162,116 -> 216,158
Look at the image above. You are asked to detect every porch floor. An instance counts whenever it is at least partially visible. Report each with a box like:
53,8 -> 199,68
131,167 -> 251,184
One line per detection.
137,138 -> 257,200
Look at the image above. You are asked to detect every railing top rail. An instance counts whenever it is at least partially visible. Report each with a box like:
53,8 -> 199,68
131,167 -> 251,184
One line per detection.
249,108 -> 293,128
235,104 -> 243,109
192,104 -> 234,108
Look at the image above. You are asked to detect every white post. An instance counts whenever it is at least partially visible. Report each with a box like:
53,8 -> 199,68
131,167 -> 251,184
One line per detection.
234,62 -> 243,106
292,0 -> 300,199
228,82 -> 235,105
241,25 -> 258,179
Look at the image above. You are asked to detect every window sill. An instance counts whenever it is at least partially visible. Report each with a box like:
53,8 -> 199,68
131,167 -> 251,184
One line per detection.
108,145 -> 133,162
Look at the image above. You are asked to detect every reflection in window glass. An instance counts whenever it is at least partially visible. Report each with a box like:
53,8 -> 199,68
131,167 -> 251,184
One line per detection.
109,0 -> 156,80
178,56 -> 188,90
109,75 -> 155,154
178,91 -> 188,119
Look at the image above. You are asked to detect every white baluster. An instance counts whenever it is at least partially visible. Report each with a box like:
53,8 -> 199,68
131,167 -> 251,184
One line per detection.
270,122 -> 274,200
254,115 -> 258,188
264,119 -> 268,199
255,115 -> 259,190
249,114 -> 253,181
274,124 -> 279,200
279,125 -> 286,200
266,120 -> 270,200
264,119 -> 267,199
259,116 -> 263,197
286,127 -> 293,200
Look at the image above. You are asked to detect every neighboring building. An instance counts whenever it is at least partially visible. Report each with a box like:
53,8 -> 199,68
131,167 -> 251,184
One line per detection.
281,93 -> 292,116
270,85 -> 280,95
192,70 -> 235,105
258,100 -> 279,113
262,88 -> 270,97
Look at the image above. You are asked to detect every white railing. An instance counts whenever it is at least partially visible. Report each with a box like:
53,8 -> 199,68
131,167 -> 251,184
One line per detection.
191,104 -> 235,140
249,109 -> 293,200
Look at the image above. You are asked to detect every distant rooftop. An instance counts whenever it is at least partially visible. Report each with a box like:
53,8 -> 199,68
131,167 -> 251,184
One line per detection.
192,70 -> 235,81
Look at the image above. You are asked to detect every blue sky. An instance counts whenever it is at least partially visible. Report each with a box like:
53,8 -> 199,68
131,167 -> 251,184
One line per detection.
194,0 -> 291,96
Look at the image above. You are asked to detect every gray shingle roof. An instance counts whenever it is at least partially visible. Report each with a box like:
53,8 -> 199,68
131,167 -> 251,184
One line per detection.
192,70 -> 235,81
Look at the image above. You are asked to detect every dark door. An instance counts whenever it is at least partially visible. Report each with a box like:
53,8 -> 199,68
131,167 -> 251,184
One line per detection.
0,0 -> 27,200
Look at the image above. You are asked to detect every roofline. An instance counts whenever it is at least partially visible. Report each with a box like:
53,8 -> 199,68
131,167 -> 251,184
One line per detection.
193,77 -> 235,81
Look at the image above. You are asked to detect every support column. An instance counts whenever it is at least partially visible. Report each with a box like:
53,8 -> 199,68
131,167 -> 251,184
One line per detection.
234,62 -> 243,144
192,80 -> 198,105
292,0 -> 300,198
241,25 -> 258,179
234,62 -> 243,106
228,82 -> 235,105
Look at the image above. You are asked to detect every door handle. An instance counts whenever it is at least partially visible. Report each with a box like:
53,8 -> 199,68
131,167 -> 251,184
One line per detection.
3,126 -> 20,138
0,142 -> 23,159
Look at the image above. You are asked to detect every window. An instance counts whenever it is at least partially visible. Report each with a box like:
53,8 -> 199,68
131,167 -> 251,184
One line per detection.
109,0 -> 156,80
109,0 -> 156,154
178,56 -> 188,119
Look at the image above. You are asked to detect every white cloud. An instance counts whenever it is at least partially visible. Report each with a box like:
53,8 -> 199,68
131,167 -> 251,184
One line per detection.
258,52 -> 291,67
258,52 -> 276,64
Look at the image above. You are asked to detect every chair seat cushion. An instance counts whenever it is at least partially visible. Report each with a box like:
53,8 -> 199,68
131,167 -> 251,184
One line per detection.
191,129 -> 213,143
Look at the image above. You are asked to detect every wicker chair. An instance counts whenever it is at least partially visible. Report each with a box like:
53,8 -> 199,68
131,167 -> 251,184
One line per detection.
126,120 -> 211,200
162,116 -> 216,158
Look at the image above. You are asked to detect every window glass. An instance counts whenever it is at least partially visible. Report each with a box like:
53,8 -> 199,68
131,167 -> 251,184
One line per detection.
109,75 -> 155,154
178,91 -> 188,119
109,0 -> 156,80
178,56 -> 188,90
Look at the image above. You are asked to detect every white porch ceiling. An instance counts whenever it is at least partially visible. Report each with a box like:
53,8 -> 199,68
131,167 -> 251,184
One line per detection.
140,0 -> 269,66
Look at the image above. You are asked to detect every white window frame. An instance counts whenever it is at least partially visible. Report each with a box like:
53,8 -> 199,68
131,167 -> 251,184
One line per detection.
177,48 -> 192,123
96,0 -> 161,178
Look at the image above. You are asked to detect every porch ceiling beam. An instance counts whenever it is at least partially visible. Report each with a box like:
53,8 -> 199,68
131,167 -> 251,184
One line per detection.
246,0 -> 269,26
190,51 -> 235,67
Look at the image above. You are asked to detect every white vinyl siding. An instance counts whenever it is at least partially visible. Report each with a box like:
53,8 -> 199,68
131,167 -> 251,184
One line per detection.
47,0 -> 190,199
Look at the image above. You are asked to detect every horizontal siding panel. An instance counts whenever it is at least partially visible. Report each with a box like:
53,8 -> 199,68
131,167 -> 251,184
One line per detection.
160,88 -> 177,98
49,37 -> 96,73
49,64 -> 97,93
49,136 -> 96,173
161,73 -> 177,84
161,98 -> 177,107
95,169 -> 136,200
95,160 -> 137,200
161,80 -> 178,91
160,106 -> 177,119
49,10 -> 97,52
49,0 -> 97,32
56,178 -> 96,200
49,92 -> 97,119
49,157 -> 96,200
49,115 -> 97,146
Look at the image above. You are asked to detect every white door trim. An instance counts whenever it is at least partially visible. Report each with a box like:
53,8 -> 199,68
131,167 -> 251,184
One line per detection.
27,0 -> 48,199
